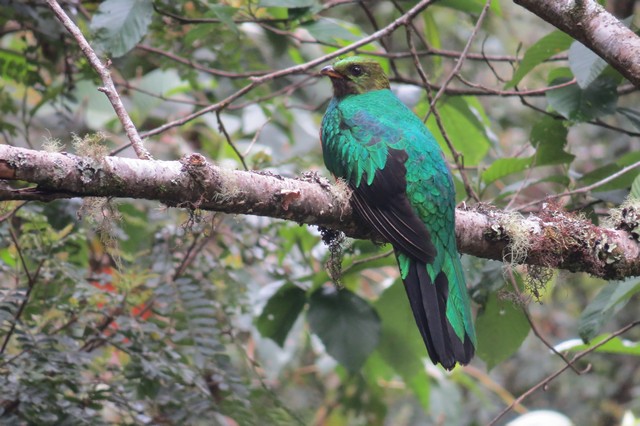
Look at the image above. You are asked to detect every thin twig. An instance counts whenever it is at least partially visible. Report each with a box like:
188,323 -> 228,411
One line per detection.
455,74 -> 578,97
427,0 -> 492,119
488,320 -> 640,425
136,45 -> 269,78
139,0 -> 437,139
405,27 -> 480,201
243,118 -> 272,157
340,249 -> 394,275
517,159 -> 640,210
216,111 -> 248,170
506,269 -> 588,375
45,0 -> 152,160
462,365 -> 528,415
0,229 -> 45,354
153,4 -> 289,24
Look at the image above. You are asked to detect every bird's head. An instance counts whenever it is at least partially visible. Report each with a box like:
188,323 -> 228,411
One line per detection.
321,56 -> 390,98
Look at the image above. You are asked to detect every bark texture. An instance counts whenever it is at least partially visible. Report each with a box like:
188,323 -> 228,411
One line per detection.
2,145 -> 640,280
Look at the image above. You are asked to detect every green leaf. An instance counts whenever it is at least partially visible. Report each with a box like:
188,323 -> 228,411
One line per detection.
424,96 -> 491,166
579,151 -> 640,192
256,283 -> 307,347
481,157 -> 532,185
578,279 -> 640,342
557,335 -> 640,356
506,31 -> 573,88
374,280 -> 431,408
422,10 -> 442,71
476,293 -> 530,370
569,41 -> 608,89
631,175 -> 640,199
436,0 -> 501,15
546,76 -> 618,121
206,5 -> 239,34
374,280 -> 425,378
307,286 -> 380,372
259,0 -> 315,7
90,0 -> 153,58
618,107 -> 640,131
530,116 -> 575,165
303,18 -> 361,44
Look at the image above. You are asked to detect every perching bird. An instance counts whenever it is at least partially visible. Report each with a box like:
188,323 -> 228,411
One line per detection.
320,56 -> 476,370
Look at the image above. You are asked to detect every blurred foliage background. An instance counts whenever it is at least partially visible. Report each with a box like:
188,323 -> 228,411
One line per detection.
1,0 -> 640,424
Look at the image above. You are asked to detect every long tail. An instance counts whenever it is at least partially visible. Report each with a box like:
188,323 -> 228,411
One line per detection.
401,257 -> 475,370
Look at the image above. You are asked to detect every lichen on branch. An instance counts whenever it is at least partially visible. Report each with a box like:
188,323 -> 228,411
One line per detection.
1,144 -> 639,280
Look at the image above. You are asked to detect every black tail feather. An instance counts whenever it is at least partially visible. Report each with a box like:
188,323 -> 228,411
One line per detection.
401,258 -> 473,370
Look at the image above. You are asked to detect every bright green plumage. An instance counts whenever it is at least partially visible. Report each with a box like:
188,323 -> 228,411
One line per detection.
320,57 -> 476,370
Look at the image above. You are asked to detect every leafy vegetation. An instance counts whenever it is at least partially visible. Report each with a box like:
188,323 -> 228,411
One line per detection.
1,0 -> 640,425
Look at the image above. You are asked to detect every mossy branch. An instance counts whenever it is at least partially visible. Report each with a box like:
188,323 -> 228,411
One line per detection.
1,144 -> 639,280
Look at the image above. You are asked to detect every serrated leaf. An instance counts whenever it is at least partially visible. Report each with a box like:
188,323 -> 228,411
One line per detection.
482,157 -> 532,185
578,279 -> 640,342
90,0 -> 153,58
546,75 -> 618,121
307,286 -> 380,372
530,116 -> 575,165
476,293 -> 530,370
256,283 -> 307,347
506,31 -> 573,88
569,41 -> 608,89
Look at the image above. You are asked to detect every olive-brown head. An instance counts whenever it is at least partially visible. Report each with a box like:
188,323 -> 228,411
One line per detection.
321,56 -> 390,98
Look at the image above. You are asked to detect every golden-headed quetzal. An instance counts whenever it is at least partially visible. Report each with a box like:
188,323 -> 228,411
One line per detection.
320,56 -> 476,370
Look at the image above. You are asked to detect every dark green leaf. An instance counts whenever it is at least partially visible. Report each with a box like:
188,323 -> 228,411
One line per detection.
307,286 -> 380,372
424,96 -> 491,166
546,76 -> 618,121
530,116 -> 575,165
90,0 -> 153,57
256,283 -> 307,347
506,31 -> 573,88
476,293 -> 530,370
569,41 -> 608,88
482,157 -> 532,185
579,151 -> 640,192
374,280 -> 425,379
578,279 -> 640,342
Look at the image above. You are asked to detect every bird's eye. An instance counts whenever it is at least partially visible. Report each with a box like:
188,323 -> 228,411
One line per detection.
349,65 -> 363,76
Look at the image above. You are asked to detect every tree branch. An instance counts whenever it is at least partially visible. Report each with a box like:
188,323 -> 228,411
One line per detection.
514,0 -> 640,88
45,0 -> 153,160
1,144 -> 639,280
